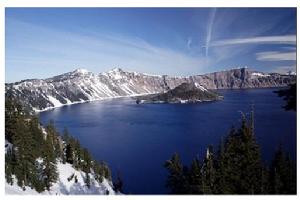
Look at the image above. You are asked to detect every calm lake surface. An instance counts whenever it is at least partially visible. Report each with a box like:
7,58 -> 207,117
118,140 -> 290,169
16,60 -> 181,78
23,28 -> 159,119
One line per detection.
39,88 -> 296,194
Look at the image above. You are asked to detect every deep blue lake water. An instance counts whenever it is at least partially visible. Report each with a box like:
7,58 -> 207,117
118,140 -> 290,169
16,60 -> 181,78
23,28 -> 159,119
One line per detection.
39,88 -> 296,194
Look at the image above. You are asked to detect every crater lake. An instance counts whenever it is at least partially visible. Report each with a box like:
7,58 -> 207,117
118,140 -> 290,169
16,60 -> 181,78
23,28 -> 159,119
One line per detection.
39,88 -> 296,194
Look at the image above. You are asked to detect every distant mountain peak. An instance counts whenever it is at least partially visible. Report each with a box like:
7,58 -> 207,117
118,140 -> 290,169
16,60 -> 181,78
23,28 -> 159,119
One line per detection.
73,68 -> 90,74
109,67 -> 123,73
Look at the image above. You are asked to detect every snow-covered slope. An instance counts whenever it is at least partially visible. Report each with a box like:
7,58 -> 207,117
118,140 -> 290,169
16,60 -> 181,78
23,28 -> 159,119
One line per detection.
5,67 -> 295,111
5,120 -> 118,195
5,162 -> 116,195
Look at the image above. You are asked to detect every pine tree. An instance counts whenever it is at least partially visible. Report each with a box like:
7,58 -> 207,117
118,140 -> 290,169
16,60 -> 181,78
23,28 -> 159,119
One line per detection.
238,112 -> 262,194
275,83 -> 296,111
218,126 -> 241,193
188,158 -> 203,194
13,117 -> 38,190
214,137 -> 228,194
219,113 -> 262,194
85,172 -> 91,188
269,146 -> 296,194
113,172 -> 124,193
62,128 -> 71,143
92,161 -> 104,183
41,131 -> 58,190
5,99 -> 24,143
164,153 -> 187,194
65,143 -> 74,164
45,120 -> 63,159
5,149 -> 14,185
83,148 -> 92,173
260,164 -> 270,194
28,117 -> 45,158
81,148 -> 92,188
202,145 -> 216,194
5,98 -> 45,191
74,139 -> 83,169
62,128 -> 70,164
103,165 -> 112,181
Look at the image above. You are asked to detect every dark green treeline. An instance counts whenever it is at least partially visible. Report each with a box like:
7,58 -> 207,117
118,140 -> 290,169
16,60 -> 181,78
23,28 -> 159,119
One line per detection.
165,112 -> 296,194
5,98 -> 111,192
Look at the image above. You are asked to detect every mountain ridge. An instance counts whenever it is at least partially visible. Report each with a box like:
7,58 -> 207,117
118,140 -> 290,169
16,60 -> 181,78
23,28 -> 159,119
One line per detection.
5,67 -> 296,111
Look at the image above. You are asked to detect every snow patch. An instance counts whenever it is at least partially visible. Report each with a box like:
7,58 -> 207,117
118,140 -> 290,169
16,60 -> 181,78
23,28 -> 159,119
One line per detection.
180,100 -> 189,104
47,96 -> 63,107
251,72 -> 270,77
194,82 -> 207,91
74,68 -> 89,74
5,162 -> 116,195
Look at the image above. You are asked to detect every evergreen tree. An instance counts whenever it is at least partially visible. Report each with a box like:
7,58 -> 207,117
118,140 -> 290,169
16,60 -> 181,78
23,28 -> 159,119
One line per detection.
13,117 -> 38,190
113,172 -> 124,193
218,126 -> 241,193
275,83 -> 296,111
103,165 -> 112,181
41,131 -> 58,190
188,158 -> 203,194
202,145 -> 216,194
269,146 -> 296,194
62,127 -> 71,143
74,139 -> 83,169
65,143 -> 74,164
82,148 -> 93,188
5,149 -> 14,185
238,112 -> 262,194
164,153 -> 187,194
5,99 -> 25,143
85,172 -> 91,188
214,137 -> 227,194
260,164 -> 270,194
28,117 -> 45,158
92,161 -> 104,183
45,120 -> 63,159
219,113 -> 262,194
62,128 -> 70,164
83,148 -> 92,173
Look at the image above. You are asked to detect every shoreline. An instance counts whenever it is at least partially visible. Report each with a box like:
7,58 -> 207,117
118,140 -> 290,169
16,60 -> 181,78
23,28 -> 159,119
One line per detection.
35,92 -> 157,113
35,86 -> 289,113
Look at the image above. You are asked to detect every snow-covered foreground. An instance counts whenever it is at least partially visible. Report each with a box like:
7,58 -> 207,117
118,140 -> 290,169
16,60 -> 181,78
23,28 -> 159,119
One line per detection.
5,162 -> 117,195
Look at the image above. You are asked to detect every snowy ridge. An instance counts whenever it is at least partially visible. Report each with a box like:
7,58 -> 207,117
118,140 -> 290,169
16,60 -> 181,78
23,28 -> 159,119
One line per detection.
5,67 -> 295,111
74,68 -> 90,74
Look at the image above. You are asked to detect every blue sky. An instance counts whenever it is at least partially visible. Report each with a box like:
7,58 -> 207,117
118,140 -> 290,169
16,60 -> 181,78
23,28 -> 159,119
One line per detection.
5,8 -> 296,82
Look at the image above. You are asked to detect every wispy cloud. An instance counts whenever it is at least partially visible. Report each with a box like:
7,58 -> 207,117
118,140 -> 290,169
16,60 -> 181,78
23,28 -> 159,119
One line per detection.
256,51 -> 296,61
6,18 -> 208,80
210,35 -> 296,47
205,8 -> 217,57
186,37 -> 192,50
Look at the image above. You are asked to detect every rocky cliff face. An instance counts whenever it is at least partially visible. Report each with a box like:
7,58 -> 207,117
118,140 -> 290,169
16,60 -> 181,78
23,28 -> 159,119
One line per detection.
190,68 -> 295,89
5,67 -> 295,111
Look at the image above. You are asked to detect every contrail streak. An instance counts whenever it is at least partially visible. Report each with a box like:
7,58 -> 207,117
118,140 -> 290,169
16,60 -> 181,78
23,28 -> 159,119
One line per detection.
205,8 -> 217,57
